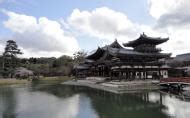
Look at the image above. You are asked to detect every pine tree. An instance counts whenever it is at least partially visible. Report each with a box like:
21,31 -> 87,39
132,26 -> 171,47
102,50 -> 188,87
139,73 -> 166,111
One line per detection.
2,40 -> 22,77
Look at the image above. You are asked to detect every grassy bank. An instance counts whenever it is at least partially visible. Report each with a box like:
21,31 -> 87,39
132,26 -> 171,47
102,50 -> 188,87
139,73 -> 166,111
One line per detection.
0,79 -> 30,85
33,76 -> 73,84
0,76 -> 73,85
39,76 -> 73,81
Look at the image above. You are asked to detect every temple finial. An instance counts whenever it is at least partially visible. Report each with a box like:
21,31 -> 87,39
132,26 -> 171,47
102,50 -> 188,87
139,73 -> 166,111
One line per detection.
142,32 -> 147,37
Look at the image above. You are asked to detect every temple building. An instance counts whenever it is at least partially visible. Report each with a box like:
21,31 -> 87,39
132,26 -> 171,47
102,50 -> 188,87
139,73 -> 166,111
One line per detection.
75,33 -> 171,80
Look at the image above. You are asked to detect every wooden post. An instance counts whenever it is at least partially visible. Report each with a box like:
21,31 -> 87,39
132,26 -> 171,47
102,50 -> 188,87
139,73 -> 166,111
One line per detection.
159,66 -> 161,79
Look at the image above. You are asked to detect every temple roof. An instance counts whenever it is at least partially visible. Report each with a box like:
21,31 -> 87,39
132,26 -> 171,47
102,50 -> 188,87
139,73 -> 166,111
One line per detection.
86,47 -> 105,60
86,36 -> 171,61
84,59 -> 95,63
123,33 -> 169,47
86,46 -> 171,61
108,39 -> 123,49
108,47 -> 171,58
86,39 -> 123,60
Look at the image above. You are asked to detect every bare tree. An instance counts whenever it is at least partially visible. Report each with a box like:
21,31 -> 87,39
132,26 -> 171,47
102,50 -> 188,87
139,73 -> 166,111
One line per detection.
73,51 -> 87,64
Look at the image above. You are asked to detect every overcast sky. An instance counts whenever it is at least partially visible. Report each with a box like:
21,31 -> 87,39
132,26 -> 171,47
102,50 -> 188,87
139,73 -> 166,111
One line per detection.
0,0 -> 190,58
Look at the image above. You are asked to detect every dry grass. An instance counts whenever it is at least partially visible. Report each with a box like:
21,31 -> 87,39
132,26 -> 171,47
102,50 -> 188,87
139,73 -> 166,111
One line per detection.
39,76 -> 73,81
0,78 -> 30,85
0,76 -> 73,85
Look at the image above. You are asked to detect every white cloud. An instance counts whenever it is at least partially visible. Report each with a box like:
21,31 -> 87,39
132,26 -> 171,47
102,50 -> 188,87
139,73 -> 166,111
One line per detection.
0,44 -> 4,55
148,0 -> 190,56
162,94 -> 190,118
63,4 -> 190,57
149,0 -> 190,27
66,7 -> 176,54
67,7 -> 140,43
15,91 -> 98,118
2,3 -> 190,57
67,4 -> 190,56
2,10 -> 80,57
148,0 -> 180,19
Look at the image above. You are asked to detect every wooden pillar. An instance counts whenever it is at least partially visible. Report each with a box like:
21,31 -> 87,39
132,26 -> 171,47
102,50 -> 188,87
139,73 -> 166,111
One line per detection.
110,71 -> 112,80
119,71 -> 122,80
128,70 -> 130,80
125,69 -> 127,80
95,66 -> 96,76
102,65 -> 103,77
99,66 -> 101,77
102,65 -> 104,77
126,68 -> 128,80
144,66 -> 146,79
144,72 -> 147,79
132,66 -> 134,80
158,66 -> 161,79
101,66 -> 103,77
101,66 -> 102,77
100,66 -> 101,76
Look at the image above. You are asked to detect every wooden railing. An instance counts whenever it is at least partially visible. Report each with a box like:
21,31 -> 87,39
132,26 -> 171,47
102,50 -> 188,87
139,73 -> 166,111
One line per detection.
160,77 -> 190,83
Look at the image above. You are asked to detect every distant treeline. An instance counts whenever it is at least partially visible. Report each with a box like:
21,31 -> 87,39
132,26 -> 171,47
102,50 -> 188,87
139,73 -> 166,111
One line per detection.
19,56 -> 75,76
0,40 -> 86,78
0,52 -> 86,77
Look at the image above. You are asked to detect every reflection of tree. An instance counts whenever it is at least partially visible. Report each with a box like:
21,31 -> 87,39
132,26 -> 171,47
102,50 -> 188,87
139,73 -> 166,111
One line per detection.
29,83 -> 82,98
0,87 -> 16,118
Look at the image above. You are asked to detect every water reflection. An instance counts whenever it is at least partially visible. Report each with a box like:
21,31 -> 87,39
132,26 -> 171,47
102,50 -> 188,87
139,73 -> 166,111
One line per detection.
0,84 -> 190,118
0,86 -> 98,118
0,87 -> 17,118
157,90 -> 190,118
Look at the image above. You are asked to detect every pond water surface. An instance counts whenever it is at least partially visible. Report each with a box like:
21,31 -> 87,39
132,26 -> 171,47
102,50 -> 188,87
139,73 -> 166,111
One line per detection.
0,82 -> 190,118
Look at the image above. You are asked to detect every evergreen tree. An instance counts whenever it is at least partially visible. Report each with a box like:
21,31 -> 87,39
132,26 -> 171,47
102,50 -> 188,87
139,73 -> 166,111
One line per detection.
2,40 -> 22,77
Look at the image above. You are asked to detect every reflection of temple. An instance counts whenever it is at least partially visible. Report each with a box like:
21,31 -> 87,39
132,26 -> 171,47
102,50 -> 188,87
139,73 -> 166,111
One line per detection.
76,33 -> 171,79
71,87 -> 168,118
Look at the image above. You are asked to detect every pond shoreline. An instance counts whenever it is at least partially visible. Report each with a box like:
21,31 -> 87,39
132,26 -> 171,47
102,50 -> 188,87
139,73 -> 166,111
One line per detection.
63,79 -> 161,94
0,76 -> 72,85
0,78 -> 30,85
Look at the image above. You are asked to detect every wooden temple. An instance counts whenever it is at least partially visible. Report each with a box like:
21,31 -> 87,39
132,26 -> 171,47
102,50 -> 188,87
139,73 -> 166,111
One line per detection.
75,33 -> 171,80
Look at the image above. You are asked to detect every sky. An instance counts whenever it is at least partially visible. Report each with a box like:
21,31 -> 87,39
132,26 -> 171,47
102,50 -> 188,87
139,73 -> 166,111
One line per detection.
0,0 -> 190,58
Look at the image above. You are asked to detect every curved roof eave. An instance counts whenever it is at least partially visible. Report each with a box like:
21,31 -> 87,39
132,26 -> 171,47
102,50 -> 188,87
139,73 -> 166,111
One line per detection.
86,47 -> 105,60
123,34 -> 169,47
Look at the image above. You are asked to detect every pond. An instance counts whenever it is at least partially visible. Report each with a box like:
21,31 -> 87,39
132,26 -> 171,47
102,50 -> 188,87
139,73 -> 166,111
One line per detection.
0,82 -> 190,118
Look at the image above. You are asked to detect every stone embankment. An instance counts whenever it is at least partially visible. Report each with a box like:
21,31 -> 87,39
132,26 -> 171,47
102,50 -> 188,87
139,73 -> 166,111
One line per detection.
63,77 -> 160,94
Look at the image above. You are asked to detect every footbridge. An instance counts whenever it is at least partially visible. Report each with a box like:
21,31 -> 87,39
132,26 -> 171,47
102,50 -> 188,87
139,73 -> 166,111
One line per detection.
159,77 -> 190,90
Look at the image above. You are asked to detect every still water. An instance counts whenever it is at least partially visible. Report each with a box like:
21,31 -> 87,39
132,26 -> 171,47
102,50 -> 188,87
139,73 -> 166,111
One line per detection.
0,82 -> 190,118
